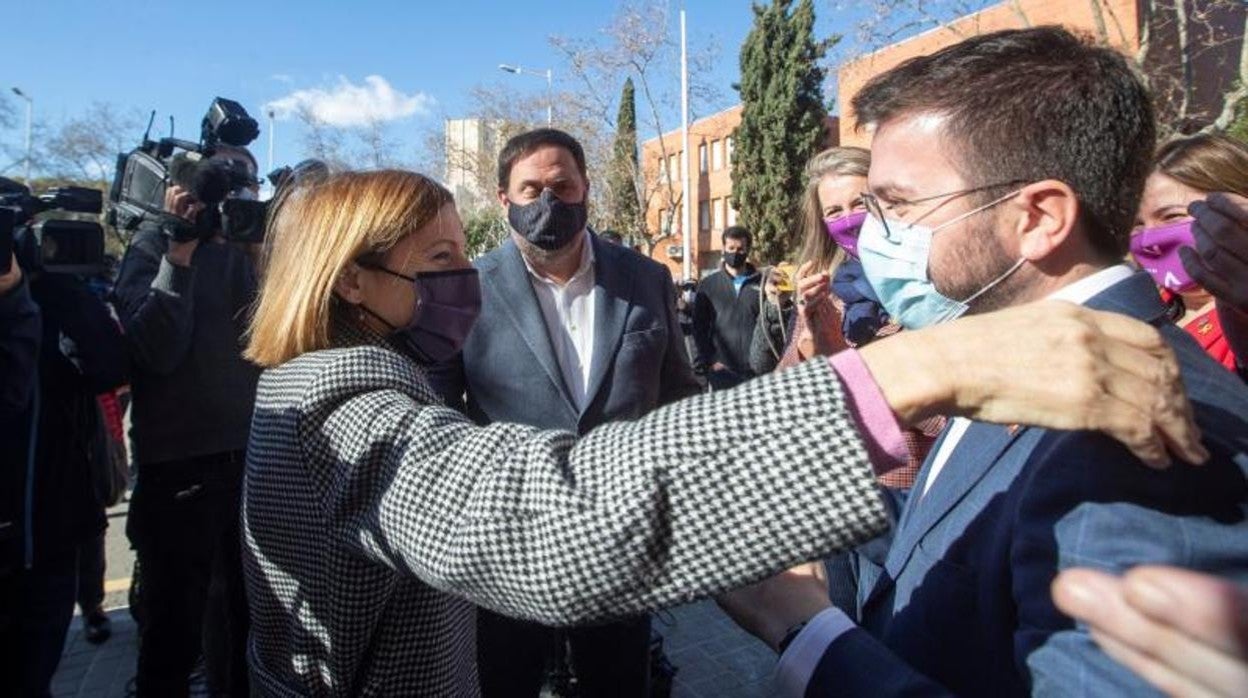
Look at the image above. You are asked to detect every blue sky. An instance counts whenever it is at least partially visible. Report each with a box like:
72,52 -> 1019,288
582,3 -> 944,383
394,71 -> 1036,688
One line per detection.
3,1 -> 973,178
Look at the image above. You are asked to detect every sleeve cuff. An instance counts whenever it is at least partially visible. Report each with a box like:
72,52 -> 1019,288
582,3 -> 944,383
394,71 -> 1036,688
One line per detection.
828,350 -> 909,475
773,606 -> 858,697
153,256 -> 196,297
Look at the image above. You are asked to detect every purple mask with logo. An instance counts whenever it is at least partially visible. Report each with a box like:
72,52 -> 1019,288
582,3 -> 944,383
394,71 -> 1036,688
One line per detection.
824,211 -> 868,258
1129,219 -> 1199,293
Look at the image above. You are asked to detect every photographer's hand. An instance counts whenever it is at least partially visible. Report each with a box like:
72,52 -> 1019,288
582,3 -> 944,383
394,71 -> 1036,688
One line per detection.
163,185 -> 202,267
0,254 -> 22,294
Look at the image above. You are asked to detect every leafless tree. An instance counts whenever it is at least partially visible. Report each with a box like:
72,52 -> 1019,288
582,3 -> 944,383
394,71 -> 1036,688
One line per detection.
43,102 -> 143,184
550,0 -> 723,250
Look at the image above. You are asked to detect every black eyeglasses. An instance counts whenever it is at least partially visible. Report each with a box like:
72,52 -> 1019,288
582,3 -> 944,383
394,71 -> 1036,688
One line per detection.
861,179 -> 1028,241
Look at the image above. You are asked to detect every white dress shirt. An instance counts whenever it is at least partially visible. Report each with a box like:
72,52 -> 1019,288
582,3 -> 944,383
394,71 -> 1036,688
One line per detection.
774,263 -> 1137,696
523,232 -> 598,411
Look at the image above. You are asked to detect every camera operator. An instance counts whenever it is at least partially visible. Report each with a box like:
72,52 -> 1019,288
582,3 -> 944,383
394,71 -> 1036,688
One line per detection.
113,145 -> 260,697
1,227 -> 129,695
0,252 -> 39,413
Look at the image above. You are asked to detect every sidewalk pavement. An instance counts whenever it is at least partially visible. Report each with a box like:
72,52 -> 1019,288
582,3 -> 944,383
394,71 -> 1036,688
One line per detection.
52,600 -> 776,697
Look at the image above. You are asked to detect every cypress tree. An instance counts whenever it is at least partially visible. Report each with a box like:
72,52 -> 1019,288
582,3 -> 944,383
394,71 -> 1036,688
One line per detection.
607,78 -> 642,239
733,0 -> 831,263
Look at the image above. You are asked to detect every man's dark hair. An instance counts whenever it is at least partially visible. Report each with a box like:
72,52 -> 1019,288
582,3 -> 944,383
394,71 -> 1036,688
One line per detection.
599,229 -> 623,244
497,128 -> 588,191
851,26 -> 1155,259
722,226 -> 752,247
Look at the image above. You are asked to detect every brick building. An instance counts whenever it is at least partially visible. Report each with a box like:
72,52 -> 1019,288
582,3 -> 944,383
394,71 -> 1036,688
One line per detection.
641,105 -> 839,279
837,0 -> 1245,146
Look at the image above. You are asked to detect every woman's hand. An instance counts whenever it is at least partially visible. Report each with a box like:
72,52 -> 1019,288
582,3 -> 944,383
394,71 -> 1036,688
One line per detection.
1053,566 -> 1248,698
795,261 -> 843,357
858,300 -> 1208,468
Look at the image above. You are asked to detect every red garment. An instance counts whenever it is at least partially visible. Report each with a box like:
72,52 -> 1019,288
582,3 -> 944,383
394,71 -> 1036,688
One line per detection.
1159,289 -> 1239,372
97,390 -> 125,443
1184,305 -> 1238,372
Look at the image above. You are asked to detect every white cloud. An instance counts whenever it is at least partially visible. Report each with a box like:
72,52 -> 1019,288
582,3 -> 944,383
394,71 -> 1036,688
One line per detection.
266,75 -> 434,127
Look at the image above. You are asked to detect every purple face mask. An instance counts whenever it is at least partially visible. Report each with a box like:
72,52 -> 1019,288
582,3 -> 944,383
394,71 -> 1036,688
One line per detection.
824,211 -> 868,258
361,266 -> 483,363
1129,219 -> 1199,293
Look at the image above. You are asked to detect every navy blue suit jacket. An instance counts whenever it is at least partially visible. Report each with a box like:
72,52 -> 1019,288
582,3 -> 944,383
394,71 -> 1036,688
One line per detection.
803,272 -> 1248,697
428,233 -> 700,434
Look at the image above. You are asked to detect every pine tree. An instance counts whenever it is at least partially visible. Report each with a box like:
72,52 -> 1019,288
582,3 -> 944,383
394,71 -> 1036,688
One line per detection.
606,78 -> 642,239
732,0 -> 832,263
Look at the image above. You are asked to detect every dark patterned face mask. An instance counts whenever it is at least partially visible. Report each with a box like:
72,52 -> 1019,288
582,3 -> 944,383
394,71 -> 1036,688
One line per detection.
507,188 -> 588,251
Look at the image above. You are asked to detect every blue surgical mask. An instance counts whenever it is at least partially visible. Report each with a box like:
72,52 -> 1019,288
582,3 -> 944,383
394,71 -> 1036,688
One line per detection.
857,190 -> 1025,329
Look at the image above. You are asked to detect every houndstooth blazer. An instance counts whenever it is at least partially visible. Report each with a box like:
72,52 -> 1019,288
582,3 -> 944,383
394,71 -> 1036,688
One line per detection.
242,329 -> 888,696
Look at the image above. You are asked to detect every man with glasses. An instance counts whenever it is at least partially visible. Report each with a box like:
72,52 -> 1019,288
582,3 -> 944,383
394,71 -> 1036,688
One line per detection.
717,26 -> 1248,697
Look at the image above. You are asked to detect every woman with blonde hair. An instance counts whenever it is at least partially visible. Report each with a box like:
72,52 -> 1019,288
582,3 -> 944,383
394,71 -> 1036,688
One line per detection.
239,168 -> 1202,695
769,147 -> 875,369
1133,132 -> 1248,372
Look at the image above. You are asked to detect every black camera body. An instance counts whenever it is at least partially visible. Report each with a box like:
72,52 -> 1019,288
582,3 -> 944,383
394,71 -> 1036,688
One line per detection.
109,97 -> 262,241
0,179 -> 107,276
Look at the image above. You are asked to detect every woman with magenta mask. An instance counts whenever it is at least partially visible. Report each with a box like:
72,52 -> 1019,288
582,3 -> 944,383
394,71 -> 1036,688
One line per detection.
1132,133 -> 1248,373
751,147 -> 879,373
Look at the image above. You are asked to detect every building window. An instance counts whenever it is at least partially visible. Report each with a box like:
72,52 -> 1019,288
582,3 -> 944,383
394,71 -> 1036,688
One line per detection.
713,197 -> 725,230
658,156 -> 668,183
667,153 -> 678,183
660,208 -> 670,233
699,200 -> 710,231
725,136 -> 734,165
699,144 -> 708,173
727,199 -> 738,227
711,140 -> 723,171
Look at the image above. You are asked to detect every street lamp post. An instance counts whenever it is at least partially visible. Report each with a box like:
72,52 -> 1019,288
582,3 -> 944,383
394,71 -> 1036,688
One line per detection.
498,64 -> 553,126
11,87 -> 32,185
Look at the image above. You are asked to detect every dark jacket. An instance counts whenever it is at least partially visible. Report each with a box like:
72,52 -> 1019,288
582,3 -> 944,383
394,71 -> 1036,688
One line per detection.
749,299 -> 795,375
1,274 -> 127,573
429,233 -> 700,434
691,265 -> 762,376
112,222 -> 260,464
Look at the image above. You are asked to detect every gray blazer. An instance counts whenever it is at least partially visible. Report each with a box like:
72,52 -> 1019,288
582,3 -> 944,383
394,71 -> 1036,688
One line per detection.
242,324 -> 888,696
429,234 -> 701,434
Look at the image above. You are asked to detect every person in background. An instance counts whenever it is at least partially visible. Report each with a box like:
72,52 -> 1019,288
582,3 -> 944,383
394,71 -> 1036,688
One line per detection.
676,278 -> 698,372
112,144 -> 261,697
2,244 -> 128,695
429,129 -> 700,697
749,263 -> 796,375
1133,133 -> 1247,375
692,226 -> 762,389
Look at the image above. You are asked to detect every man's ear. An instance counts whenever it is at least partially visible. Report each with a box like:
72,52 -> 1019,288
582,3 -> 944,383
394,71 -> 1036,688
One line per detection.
497,187 -> 509,210
333,262 -> 366,305
1013,179 -> 1078,262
